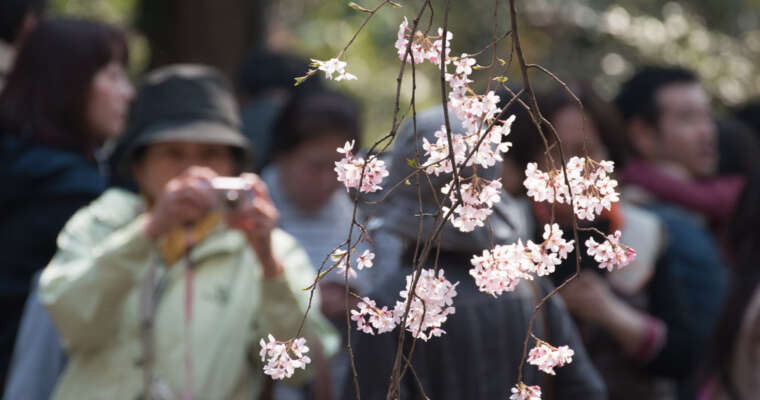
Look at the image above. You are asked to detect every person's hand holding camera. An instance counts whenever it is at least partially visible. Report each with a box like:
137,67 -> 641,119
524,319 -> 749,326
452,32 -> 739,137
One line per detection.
145,166 -> 217,238
226,174 -> 282,279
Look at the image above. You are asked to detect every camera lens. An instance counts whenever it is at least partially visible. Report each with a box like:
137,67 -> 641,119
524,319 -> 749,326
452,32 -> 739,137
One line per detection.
225,190 -> 239,202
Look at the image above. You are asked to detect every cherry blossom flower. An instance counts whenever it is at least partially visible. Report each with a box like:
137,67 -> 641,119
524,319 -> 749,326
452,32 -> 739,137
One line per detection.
470,240 -> 535,295
395,17 -> 409,58
441,179 -> 503,232
356,249 -> 375,270
259,335 -> 311,380
469,224 -> 574,296
330,249 -> 356,279
421,125 -> 468,175
331,248 -> 377,279
311,58 -> 357,81
542,223 -> 575,259
421,112 -> 515,235
426,29 -> 452,65
334,140 -> 389,193
351,296 -> 396,335
446,73 -> 472,89
510,383 -> 542,400
420,101 -> 514,177
585,230 -> 636,271
527,340 -> 575,375
523,157 -> 620,221
453,54 -> 476,75
393,268 -> 458,341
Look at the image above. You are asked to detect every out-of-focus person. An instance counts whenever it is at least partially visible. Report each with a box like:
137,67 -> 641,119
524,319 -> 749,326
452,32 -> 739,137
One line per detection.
698,159 -> 760,399
265,91 -> 382,304
263,90 -> 378,400
503,83 -> 698,400
734,99 -> 760,141
616,68 -> 744,230
344,106 -> 606,400
615,66 -> 730,398
0,0 -> 46,89
36,65 -> 338,400
0,18 -> 133,391
715,117 -> 760,186
237,50 -> 324,171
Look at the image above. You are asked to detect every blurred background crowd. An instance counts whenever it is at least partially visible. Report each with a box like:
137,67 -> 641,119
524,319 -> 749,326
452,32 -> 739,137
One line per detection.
1,0 -> 760,399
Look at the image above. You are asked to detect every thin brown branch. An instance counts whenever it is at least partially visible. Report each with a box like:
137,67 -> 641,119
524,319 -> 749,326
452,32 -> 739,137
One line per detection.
509,0 -> 585,385
336,0 -> 395,60
439,0 -> 465,206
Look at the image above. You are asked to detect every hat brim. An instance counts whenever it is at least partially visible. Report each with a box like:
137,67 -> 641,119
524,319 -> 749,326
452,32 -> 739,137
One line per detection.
134,120 -> 251,149
118,119 -> 254,175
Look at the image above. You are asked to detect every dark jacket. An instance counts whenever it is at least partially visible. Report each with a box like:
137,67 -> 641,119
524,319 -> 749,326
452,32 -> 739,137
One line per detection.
548,218 -> 699,386
0,135 -> 104,387
343,250 -> 607,400
645,204 -> 727,343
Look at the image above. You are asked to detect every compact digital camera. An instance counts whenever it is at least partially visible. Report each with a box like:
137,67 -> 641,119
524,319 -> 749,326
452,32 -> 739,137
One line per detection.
210,177 -> 254,210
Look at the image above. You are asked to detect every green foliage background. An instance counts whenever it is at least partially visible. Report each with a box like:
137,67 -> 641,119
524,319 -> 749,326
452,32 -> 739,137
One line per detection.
51,0 -> 760,147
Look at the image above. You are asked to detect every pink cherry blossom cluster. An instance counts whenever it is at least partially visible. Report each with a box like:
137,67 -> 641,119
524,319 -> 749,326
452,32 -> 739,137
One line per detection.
348,269 -> 458,341
585,230 -> 637,271
440,178 -> 503,232
469,224 -> 575,296
421,117 -> 515,177
334,140 -> 389,193
351,296 -> 396,335
259,335 -> 311,380
414,45 -> 514,177
331,248 -> 375,279
395,17 -> 452,65
510,383 -> 542,400
310,58 -> 357,81
523,157 -> 619,221
394,17 -> 516,235
393,268 -> 459,342
527,340 -> 575,375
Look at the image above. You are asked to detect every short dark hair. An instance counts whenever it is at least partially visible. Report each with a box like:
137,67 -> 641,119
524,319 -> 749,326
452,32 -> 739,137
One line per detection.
614,66 -> 699,125
270,91 -> 360,157
0,0 -> 46,42
0,18 -> 128,153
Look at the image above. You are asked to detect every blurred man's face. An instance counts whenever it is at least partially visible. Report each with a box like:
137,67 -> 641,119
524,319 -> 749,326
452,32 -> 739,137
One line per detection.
654,83 -> 717,178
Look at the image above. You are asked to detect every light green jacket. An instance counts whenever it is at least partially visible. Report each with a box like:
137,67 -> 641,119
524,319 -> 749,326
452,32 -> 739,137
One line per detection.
40,189 -> 339,400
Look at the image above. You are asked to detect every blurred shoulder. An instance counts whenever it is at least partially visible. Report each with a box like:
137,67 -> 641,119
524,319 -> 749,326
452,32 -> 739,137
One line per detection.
271,228 -> 301,253
0,135 -> 104,199
63,188 -> 143,234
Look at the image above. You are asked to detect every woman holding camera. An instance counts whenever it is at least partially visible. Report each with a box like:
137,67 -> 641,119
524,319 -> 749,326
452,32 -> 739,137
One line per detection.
38,65 -> 337,400
0,18 -> 134,390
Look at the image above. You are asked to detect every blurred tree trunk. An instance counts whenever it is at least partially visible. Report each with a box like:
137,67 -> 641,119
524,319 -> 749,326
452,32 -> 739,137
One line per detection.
136,0 -> 269,84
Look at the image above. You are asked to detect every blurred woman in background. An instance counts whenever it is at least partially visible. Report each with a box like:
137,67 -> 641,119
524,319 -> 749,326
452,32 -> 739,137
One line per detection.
0,18 -> 133,394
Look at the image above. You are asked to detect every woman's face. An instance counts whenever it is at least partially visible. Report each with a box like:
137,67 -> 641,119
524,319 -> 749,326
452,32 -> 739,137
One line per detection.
132,141 -> 237,200
277,134 -> 347,212
86,61 -> 134,141
551,106 -> 606,160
